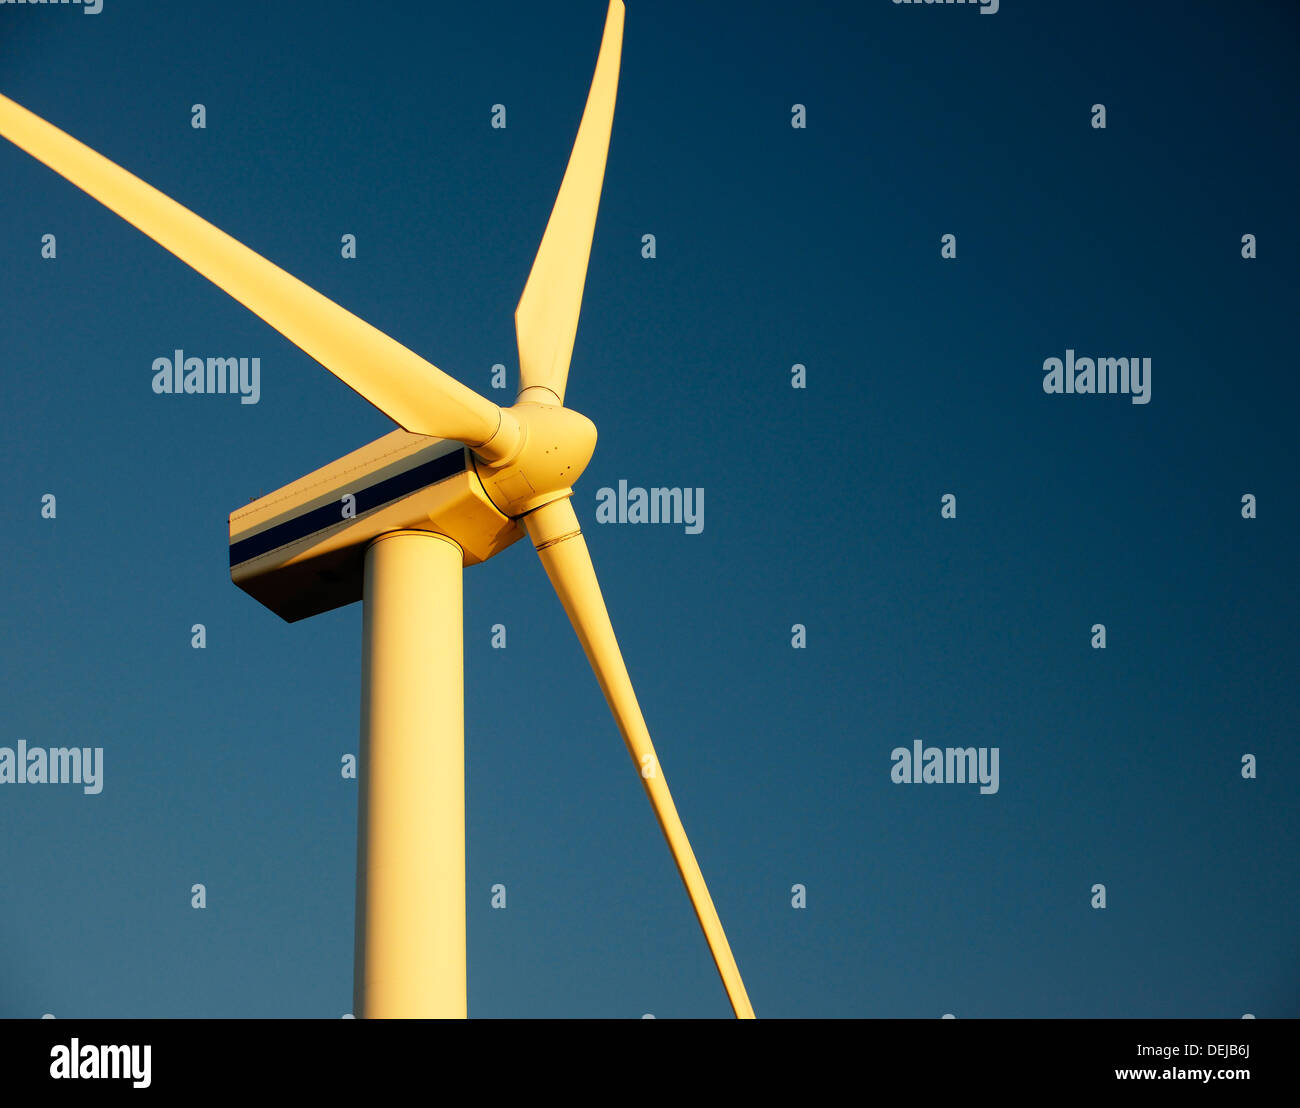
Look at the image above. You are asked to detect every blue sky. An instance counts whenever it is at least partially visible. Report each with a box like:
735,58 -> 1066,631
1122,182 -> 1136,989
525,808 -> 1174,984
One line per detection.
1,0 -> 1296,1017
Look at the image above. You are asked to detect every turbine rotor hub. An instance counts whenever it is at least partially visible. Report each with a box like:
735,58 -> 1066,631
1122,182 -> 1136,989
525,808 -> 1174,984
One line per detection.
472,401 -> 597,518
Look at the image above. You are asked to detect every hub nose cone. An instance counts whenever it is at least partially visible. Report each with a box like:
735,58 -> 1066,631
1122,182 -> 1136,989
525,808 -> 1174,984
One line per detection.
472,402 -> 597,518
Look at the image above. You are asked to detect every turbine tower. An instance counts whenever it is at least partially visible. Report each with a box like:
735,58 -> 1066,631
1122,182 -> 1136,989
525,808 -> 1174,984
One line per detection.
0,1 -> 755,1018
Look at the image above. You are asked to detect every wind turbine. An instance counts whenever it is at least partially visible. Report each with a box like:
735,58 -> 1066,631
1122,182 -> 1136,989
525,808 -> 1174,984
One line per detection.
0,1 -> 754,1018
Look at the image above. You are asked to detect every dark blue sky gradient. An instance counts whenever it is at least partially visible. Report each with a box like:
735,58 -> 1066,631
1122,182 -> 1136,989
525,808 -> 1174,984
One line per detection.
1,1 -> 1296,1017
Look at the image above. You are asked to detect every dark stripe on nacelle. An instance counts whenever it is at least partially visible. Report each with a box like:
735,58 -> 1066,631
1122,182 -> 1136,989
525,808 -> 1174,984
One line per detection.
230,447 -> 467,567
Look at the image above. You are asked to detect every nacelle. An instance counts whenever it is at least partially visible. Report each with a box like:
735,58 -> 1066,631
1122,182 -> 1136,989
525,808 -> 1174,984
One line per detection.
229,430 -> 523,622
